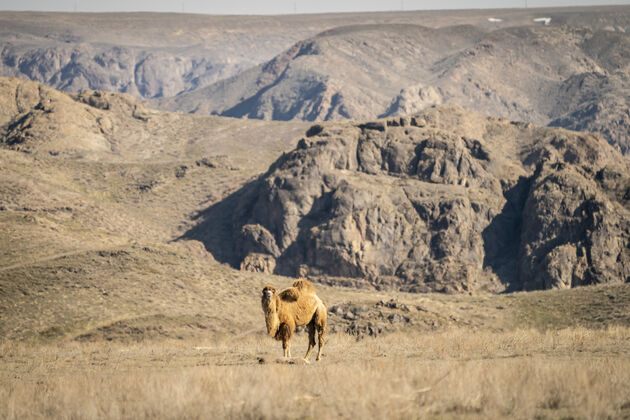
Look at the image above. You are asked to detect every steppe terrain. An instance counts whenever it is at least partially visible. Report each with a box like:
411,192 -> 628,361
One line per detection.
1,5 -> 630,419
1,75 -> 629,419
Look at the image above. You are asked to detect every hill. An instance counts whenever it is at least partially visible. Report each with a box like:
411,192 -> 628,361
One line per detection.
155,21 -> 630,156
2,13 -> 630,419
0,12 -> 326,99
0,78 -> 628,345
2,77 -> 628,300
0,76 -> 308,282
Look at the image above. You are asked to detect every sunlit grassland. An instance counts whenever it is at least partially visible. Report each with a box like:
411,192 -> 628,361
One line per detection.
2,327 -> 630,419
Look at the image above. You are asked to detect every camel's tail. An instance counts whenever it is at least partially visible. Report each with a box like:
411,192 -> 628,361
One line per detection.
313,295 -> 327,330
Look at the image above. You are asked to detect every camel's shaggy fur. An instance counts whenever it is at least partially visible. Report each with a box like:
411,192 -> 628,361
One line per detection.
261,279 -> 326,361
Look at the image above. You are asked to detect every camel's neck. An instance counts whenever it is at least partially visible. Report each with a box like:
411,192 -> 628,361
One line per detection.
263,297 -> 279,337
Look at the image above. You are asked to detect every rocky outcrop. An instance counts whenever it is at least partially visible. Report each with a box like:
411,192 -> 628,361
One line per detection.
188,105 -> 630,293
519,160 -> 630,290
382,84 -> 443,117
1,80 -> 112,154
236,224 -> 281,260
0,78 -> 163,155
240,253 -> 277,274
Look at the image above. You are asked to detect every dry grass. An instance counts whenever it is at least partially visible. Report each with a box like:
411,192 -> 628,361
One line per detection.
1,236 -> 629,418
2,326 -> 630,419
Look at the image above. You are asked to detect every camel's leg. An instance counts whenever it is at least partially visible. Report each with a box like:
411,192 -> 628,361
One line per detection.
314,304 -> 327,362
278,323 -> 293,358
283,339 -> 291,358
304,322 -> 316,361
316,326 -> 325,362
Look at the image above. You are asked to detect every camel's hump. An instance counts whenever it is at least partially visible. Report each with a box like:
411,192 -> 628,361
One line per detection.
292,279 -> 316,294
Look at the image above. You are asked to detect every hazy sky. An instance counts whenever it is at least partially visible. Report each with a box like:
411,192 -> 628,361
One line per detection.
0,0 -> 628,14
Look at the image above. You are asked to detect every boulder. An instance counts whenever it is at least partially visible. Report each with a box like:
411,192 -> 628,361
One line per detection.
239,253 -> 277,274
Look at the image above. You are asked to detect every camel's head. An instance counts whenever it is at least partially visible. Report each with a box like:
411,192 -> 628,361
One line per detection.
261,285 -> 276,303
261,285 -> 279,336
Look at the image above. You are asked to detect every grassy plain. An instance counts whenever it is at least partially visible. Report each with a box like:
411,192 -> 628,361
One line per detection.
2,326 -> 630,419
1,240 -> 629,420
1,233 -> 629,419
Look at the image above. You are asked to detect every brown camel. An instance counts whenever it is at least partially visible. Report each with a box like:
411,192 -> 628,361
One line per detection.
261,279 -> 327,361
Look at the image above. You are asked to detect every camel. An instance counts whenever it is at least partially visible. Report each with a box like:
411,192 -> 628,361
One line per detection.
261,279 -> 327,362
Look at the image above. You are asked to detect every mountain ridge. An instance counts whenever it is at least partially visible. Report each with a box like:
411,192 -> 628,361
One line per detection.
154,22 -> 630,156
3,6 -> 630,100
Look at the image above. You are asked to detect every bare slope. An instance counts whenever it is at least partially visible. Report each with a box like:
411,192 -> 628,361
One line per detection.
156,21 -> 630,155
0,77 -> 308,273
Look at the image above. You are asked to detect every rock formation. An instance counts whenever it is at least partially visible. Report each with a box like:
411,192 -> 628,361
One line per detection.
191,105 -> 630,293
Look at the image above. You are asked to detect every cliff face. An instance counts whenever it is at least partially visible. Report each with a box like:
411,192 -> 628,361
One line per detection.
189,106 -> 630,293
519,162 -> 630,290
